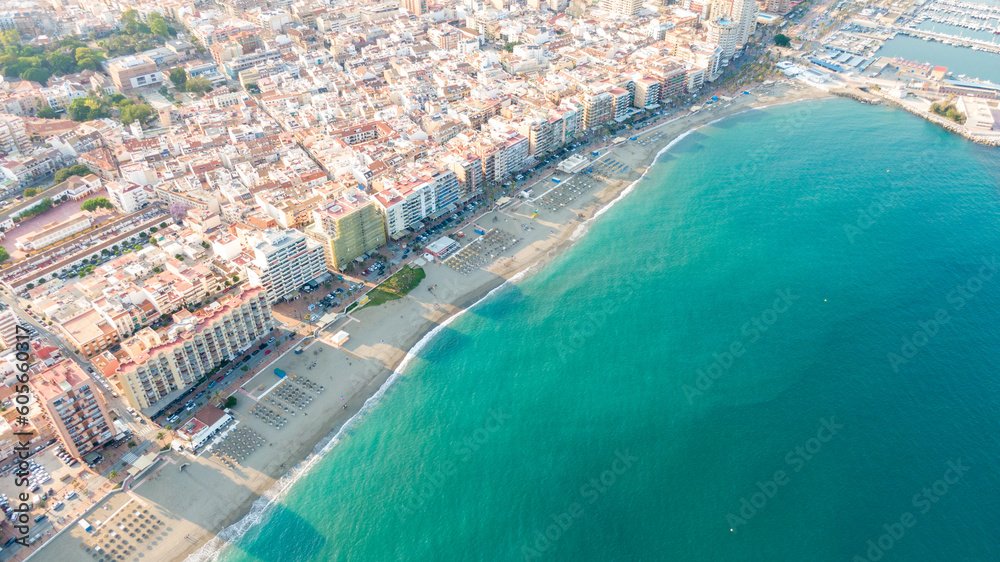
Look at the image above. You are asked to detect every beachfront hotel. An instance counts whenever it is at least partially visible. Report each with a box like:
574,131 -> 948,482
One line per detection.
247,229 -> 328,303
108,287 -> 274,411
33,360 -> 117,461
306,191 -> 386,271
372,167 -> 462,240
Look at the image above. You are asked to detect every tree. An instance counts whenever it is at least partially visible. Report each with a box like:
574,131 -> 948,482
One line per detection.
80,197 -> 114,212
47,52 -> 76,75
169,67 -> 187,88
36,106 -> 58,119
120,103 -> 152,125
109,470 -> 118,479
150,18 -> 169,38
74,47 -> 105,70
20,67 -> 51,85
168,201 -> 190,220
54,164 -> 93,183
121,9 -> 142,35
774,34 -> 791,48
67,96 -> 108,122
0,30 -> 20,48
232,275 -> 240,283
0,247 -> 8,264
224,396 -> 237,409
127,440 -> 136,448
159,222 -> 168,229
185,75 -> 213,93
156,432 -> 165,440
23,188 -> 38,197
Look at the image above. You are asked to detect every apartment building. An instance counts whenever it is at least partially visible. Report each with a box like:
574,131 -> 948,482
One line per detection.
765,0 -> 791,14
582,91 -> 614,131
401,0 -> 427,15
0,309 -> 18,349
106,181 -> 149,213
609,87 -> 633,122
442,151 -> 485,203
650,60 -> 688,100
33,360 -> 117,460
372,168 -> 462,240
108,56 -> 163,94
247,229 -> 327,303
0,115 -> 30,156
633,78 -> 662,109
600,0 -> 641,16
114,287 -> 273,411
706,17 -> 738,63
307,192 -> 386,271
58,308 -> 122,357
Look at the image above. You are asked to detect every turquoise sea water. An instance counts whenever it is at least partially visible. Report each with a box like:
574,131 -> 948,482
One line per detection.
216,99 -> 1000,562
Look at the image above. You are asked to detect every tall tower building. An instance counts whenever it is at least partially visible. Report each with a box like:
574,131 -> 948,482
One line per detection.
710,0 -> 757,47
729,0 -> 758,45
600,0 -> 641,17
307,192 -> 386,271
247,229 -> 327,303
706,17 -> 738,63
765,0 -> 791,14
402,0 -> 427,16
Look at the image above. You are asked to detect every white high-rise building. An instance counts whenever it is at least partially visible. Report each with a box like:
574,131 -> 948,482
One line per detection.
113,287 -> 274,411
0,309 -> 18,349
247,229 -> 327,303
706,17 -> 738,63
372,168 -> 462,240
730,0 -> 758,46
600,0 -> 641,17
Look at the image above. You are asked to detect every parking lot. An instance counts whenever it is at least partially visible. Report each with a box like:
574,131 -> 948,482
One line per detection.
0,446 -> 102,556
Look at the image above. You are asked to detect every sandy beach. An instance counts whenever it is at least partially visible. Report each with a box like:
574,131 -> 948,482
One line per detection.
29,81 -> 832,562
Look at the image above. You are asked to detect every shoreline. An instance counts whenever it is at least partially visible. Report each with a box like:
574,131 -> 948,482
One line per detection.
28,81 -> 832,562
188,81 -> 834,562
189,81 -> 833,560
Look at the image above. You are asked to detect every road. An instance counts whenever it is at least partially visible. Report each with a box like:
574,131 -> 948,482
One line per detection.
0,290 -> 140,431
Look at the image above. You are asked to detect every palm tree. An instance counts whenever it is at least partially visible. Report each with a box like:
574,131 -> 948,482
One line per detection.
156,432 -> 164,440
109,470 -> 118,479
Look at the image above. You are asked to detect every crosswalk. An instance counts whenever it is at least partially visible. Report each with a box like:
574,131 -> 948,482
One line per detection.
136,424 -> 157,437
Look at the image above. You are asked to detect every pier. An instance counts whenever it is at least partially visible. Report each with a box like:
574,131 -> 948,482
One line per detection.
890,27 -> 1000,55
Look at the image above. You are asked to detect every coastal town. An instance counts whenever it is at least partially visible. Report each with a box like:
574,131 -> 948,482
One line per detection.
0,0 -> 991,559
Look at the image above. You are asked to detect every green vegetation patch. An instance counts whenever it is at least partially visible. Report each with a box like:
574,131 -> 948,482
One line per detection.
362,265 -> 426,309
929,101 -> 966,125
